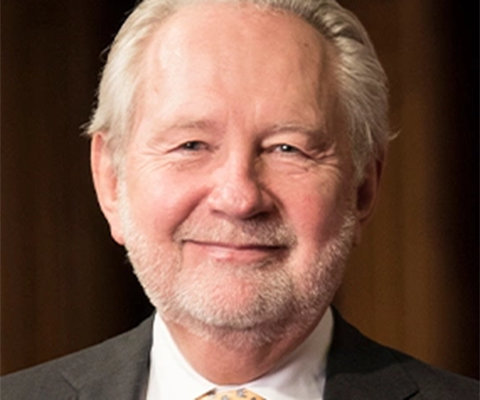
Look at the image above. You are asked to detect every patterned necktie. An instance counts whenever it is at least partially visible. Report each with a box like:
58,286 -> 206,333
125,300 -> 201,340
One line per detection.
196,388 -> 266,400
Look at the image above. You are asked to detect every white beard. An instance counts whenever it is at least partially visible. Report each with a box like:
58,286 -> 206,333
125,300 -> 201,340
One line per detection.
118,180 -> 356,348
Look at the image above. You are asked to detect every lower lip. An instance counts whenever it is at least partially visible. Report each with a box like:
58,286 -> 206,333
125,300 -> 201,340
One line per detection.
184,241 -> 284,264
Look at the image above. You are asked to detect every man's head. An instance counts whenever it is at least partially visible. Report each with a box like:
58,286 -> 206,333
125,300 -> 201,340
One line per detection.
90,0 -> 389,347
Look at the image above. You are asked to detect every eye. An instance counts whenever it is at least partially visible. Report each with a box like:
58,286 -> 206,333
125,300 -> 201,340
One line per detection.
268,143 -> 303,155
265,143 -> 312,161
276,144 -> 299,153
179,141 -> 206,151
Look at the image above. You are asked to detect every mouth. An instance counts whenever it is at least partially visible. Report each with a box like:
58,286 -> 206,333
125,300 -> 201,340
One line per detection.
183,240 -> 288,263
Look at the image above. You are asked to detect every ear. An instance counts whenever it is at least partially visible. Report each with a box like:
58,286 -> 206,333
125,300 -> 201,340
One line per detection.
352,156 -> 384,246
90,133 -> 125,245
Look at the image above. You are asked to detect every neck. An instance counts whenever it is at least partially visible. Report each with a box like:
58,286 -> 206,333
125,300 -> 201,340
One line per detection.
163,311 -> 325,385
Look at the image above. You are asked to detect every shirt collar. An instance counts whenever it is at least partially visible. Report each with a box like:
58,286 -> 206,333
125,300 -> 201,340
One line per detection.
147,308 -> 333,400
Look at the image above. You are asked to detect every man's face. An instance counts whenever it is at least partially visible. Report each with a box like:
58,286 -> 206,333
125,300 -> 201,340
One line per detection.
95,4 -> 372,343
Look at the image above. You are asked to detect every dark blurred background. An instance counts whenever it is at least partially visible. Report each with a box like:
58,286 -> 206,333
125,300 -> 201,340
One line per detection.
2,0 -> 478,379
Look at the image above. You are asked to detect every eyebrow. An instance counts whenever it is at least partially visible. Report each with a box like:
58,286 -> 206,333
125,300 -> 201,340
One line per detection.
268,122 -> 327,139
158,119 -> 217,133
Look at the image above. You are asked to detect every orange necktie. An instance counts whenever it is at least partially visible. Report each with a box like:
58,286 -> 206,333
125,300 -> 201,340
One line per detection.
196,388 -> 266,400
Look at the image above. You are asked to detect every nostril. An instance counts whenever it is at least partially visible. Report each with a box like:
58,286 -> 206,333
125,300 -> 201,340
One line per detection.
207,174 -> 272,219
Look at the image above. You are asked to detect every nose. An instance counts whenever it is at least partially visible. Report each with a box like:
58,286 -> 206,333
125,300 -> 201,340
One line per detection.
207,154 -> 274,220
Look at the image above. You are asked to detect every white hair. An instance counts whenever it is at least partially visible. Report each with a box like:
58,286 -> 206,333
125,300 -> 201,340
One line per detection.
86,0 -> 391,175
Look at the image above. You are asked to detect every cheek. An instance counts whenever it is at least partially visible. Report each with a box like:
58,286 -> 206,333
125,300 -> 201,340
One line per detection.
281,182 -> 349,248
125,167 -> 207,239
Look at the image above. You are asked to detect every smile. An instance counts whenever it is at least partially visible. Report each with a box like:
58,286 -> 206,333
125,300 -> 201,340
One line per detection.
183,240 -> 287,263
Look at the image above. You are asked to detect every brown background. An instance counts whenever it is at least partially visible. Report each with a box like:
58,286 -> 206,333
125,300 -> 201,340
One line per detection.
2,0 -> 478,379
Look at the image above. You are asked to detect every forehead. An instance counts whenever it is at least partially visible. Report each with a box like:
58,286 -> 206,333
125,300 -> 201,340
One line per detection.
151,2 -> 327,54
144,2 -> 335,86
135,2 -> 340,133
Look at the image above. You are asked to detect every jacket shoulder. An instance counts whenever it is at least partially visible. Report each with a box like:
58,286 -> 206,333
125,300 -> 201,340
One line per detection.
1,316 -> 153,400
327,309 -> 479,400
390,347 -> 479,399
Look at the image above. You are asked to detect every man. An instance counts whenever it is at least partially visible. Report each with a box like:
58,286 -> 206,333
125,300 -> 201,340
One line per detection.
2,0 -> 477,399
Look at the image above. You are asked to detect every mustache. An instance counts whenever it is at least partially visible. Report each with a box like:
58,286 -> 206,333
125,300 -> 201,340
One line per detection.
173,217 -> 297,248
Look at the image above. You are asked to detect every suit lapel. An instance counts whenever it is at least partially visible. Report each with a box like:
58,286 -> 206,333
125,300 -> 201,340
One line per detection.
324,309 -> 419,400
62,316 -> 154,400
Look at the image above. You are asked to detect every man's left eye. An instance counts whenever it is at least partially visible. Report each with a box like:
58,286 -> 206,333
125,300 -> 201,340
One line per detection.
276,144 -> 300,153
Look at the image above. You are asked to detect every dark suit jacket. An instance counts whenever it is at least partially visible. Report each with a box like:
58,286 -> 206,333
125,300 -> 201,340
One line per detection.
2,311 -> 478,399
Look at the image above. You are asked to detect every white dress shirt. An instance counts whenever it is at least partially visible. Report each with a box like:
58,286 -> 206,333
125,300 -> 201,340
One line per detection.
146,308 -> 333,400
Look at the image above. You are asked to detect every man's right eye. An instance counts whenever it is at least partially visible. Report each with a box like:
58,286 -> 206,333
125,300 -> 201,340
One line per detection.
179,141 -> 205,151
